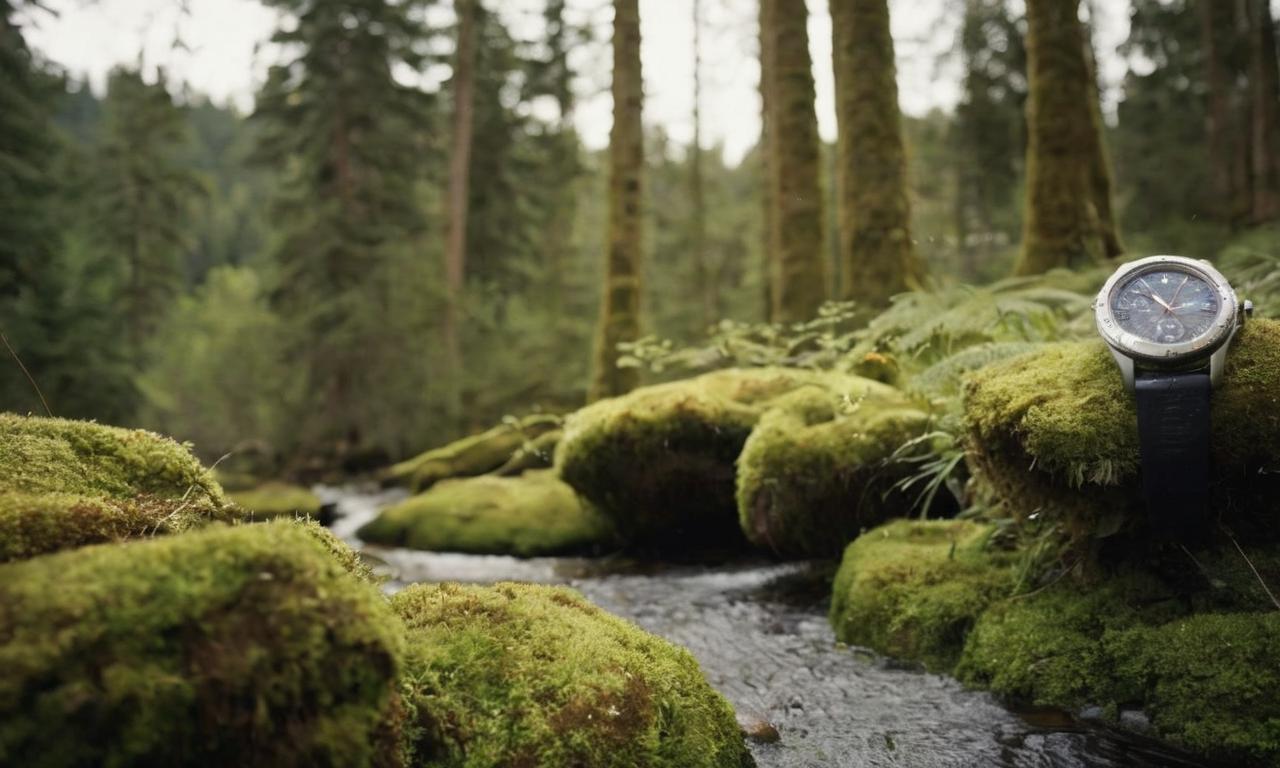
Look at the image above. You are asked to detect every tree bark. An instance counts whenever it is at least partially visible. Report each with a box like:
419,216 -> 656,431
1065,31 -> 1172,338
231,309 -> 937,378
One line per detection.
691,0 -> 716,328
1248,0 -> 1280,221
1014,0 -> 1116,275
443,0 -> 476,373
757,0 -> 775,322
831,0 -> 922,306
1082,28 -> 1123,258
589,0 -> 643,401
762,0 -> 827,323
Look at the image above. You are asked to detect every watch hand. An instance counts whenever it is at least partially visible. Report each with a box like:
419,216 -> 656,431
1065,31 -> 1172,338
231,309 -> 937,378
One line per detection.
1137,278 -> 1173,310
1166,276 -> 1190,311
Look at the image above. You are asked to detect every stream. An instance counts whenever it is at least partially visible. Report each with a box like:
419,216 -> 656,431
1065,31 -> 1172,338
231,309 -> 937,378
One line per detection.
320,485 -> 1221,768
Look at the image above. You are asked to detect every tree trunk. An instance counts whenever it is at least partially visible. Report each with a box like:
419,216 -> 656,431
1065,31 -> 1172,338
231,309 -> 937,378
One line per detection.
757,0 -> 775,322
1014,0 -> 1114,275
443,0 -> 476,374
762,0 -> 826,323
691,0 -> 715,329
1248,0 -> 1280,221
831,0 -> 922,306
1082,28 -> 1123,258
588,0 -> 643,401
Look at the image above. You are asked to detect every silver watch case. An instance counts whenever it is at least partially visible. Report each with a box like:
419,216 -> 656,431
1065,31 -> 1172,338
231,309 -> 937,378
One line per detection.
1093,254 -> 1242,392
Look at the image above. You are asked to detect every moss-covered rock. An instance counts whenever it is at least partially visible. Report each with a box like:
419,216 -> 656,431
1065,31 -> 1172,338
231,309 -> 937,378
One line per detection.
358,470 -> 615,557
829,520 -> 1017,671
392,582 -> 752,768
0,414 -> 240,562
230,481 -> 324,521
382,415 -> 561,491
956,569 -> 1280,765
736,389 -> 932,557
0,521 -> 404,767
963,319 -> 1280,541
558,367 -> 906,552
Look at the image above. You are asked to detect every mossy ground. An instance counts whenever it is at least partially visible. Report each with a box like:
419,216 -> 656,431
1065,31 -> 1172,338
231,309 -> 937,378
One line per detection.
392,581 -> 752,768
829,520 -> 1017,671
0,413 -> 240,561
558,367 -> 905,553
0,520 -> 404,768
962,318 -> 1280,541
358,470 -> 616,557
229,481 -> 324,521
736,388 -> 933,558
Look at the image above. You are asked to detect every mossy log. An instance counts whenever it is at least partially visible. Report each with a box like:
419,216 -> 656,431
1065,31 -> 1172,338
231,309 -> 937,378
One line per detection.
963,319 -> 1280,542
736,388 -> 932,558
828,520 -> 1016,671
558,367 -> 902,553
381,414 -> 560,491
0,414 -> 240,562
491,428 -> 561,476
358,470 -> 616,557
0,521 -> 404,767
229,481 -> 324,521
393,581 -> 752,768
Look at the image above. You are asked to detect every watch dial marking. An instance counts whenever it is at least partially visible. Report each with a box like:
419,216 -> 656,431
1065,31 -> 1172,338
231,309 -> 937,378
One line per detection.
1109,269 -> 1219,345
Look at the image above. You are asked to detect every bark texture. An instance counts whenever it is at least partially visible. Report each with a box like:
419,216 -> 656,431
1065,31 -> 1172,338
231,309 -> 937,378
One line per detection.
589,0 -> 643,401
831,0 -> 923,306
443,0 -> 476,369
1248,0 -> 1280,222
1014,0 -> 1120,275
760,0 -> 827,323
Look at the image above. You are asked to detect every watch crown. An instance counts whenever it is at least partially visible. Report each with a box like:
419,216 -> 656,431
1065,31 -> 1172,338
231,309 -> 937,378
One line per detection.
1243,299 -> 1254,318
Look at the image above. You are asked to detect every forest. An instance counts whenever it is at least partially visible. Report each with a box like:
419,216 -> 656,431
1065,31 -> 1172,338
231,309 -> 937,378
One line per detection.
4,0 -> 1280,766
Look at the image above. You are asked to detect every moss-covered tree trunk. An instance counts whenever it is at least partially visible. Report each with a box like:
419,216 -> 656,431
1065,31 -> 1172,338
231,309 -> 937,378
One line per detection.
1014,0 -> 1121,275
1083,34 -> 1123,259
1248,0 -> 1280,222
443,0 -> 476,377
831,0 -> 922,307
589,0 -> 643,401
760,0 -> 826,323
757,0 -> 775,322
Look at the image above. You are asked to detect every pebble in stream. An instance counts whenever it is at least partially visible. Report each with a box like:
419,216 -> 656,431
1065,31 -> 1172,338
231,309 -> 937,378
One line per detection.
319,485 -> 1221,768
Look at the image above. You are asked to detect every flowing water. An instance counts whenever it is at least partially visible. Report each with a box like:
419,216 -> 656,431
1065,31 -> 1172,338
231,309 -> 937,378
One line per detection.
319,485 -> 1222,768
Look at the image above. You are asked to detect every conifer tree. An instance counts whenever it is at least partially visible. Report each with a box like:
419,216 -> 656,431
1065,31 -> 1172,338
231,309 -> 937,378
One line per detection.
830,0 -> 923,306
589,0 -> 643,401
93,69 -> 202,353
760,0 -> 826,323
1014,0 -> 1121,274
255,0 -> 427,450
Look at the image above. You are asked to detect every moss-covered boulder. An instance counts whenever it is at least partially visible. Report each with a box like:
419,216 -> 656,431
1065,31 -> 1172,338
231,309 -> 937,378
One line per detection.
956,569 -> 1280,765
0,414 -> 240,562
829,520 -> 1017,671
382,414 -> 561,491
737,389 -> 932,557
392,582 -> 752,768
558,367 -> 907,553
0,521 -> 404,767
230,481 -> 325,521
963,318 -> 1280,541
358,470 -> 615,557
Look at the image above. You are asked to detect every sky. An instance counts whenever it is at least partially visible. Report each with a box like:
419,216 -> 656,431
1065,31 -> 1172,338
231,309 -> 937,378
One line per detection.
21,0 -> 1131,166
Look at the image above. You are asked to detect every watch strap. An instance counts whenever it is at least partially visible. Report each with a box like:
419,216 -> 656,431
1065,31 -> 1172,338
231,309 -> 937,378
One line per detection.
1133,370 -> 1211,540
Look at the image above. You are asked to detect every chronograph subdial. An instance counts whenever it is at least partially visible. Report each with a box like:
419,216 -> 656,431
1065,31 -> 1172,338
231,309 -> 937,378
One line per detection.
1153,317 -> 1185,343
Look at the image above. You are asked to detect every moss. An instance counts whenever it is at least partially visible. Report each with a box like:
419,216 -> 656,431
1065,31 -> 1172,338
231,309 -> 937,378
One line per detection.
956,569 -> 1280,765
962,319 -> 1280,540
736,388 -> 932,557
392,582 -> 752,768
295,517 -> 381,584
230,481 -> 324,521
358,470 -> 616,557
0,414 -> 240,561
558,367 -> 902,552
829,520 -> 1017,671
0,521 -> 404,767
491,429 -> 561,476
381,415 -> 561,491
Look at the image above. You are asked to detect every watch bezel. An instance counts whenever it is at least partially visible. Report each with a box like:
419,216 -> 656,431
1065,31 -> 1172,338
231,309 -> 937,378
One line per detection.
1094,255 -> 1238,364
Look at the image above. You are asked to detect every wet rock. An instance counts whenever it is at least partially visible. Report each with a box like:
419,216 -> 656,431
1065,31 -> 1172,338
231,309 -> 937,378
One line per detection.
1119,709 -> 1152,734
737,714 -> 781,744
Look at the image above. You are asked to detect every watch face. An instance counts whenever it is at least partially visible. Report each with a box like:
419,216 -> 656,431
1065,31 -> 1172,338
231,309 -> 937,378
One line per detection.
1109,268 -> 1220,345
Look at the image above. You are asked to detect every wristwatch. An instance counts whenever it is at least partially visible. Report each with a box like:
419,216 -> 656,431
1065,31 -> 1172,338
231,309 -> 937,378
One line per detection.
1094,255 -> 1252,539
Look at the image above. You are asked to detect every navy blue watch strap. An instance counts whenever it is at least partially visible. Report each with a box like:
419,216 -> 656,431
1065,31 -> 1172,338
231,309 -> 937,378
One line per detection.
1133,370 -> 1211,540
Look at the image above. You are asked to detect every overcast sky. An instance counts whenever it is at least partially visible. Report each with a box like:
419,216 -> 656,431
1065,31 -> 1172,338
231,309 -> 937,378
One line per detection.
21,0 -> 1131,165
